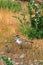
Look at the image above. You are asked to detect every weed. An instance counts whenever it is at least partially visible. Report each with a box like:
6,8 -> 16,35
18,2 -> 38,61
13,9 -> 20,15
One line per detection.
0,0 -> 22,11
28,0 -> 43,38
12,12 -> 29,37
12,1 -> 22,12
0,0 -> 9,9
2,55 -> 13,65
7,0 -> 12,9
13,0 -> 43,38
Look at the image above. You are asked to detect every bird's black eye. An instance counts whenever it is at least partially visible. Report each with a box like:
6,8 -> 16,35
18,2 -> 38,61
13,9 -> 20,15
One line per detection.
16,35 -> 19,38
12,34 -> 19,37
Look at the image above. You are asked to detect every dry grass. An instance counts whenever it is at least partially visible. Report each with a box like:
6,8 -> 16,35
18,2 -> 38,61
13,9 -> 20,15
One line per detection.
0,1 -> 43,65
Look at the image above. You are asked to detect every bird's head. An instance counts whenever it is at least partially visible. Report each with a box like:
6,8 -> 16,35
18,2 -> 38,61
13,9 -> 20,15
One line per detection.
13,34 -> 19,40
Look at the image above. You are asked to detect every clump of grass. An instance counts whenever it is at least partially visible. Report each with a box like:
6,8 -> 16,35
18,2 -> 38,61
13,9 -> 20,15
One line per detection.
0,0 -> 7,8
2,55 -> 13,65
12,1 -> 22,12
0,0 -> 22,11
25,27 -> 43,38
27,0 -> 43,38
12,12 -> 29,37
13,0 -> 43,38
7,0 -> 12,10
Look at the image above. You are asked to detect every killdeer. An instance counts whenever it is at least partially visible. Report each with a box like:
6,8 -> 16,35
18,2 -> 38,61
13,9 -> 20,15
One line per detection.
14,35 -> 33,44
14,35 -> 24,44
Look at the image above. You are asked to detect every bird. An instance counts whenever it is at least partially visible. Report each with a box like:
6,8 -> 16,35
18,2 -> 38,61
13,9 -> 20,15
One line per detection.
13,34 -> 34,45
14,35 -> 24,44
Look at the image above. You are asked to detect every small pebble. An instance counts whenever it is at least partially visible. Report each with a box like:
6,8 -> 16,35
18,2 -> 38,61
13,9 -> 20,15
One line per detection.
20,62 -> 24,65
15,62 -> 19,65
4,40 -> 8,43
19,54 -> 25,59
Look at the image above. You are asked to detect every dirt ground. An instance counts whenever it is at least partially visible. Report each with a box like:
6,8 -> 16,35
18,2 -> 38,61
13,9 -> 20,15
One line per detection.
0,1 -> 43,65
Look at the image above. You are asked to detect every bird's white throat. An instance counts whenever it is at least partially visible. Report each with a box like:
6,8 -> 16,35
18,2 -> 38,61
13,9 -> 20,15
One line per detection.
16,39 -> 22,44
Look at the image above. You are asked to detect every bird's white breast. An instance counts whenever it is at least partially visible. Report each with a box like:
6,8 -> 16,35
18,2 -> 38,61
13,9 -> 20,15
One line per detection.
16,39 -> 22,44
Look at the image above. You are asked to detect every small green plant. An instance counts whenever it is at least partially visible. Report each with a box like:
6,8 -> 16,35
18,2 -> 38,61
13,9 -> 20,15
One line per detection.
0,0 -> 7,8
2,55 -> 13,65
12,1 -> 22,12
28,0 -> 43,30
27,0 -> 43,38
0,0 -> 22,11
13,0 -> 43,38
7,0 -> 12,9
39,62 -> 43,64
13,12 -> 30,37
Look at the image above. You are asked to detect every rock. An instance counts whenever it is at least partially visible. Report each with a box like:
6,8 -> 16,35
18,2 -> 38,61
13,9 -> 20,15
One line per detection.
19,54 -> 25,59
4,39 -> 8,43
20,62 -> 24,65
34,59 -> 38,62
15,62 -> 19,65
31,64 -> 33,65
